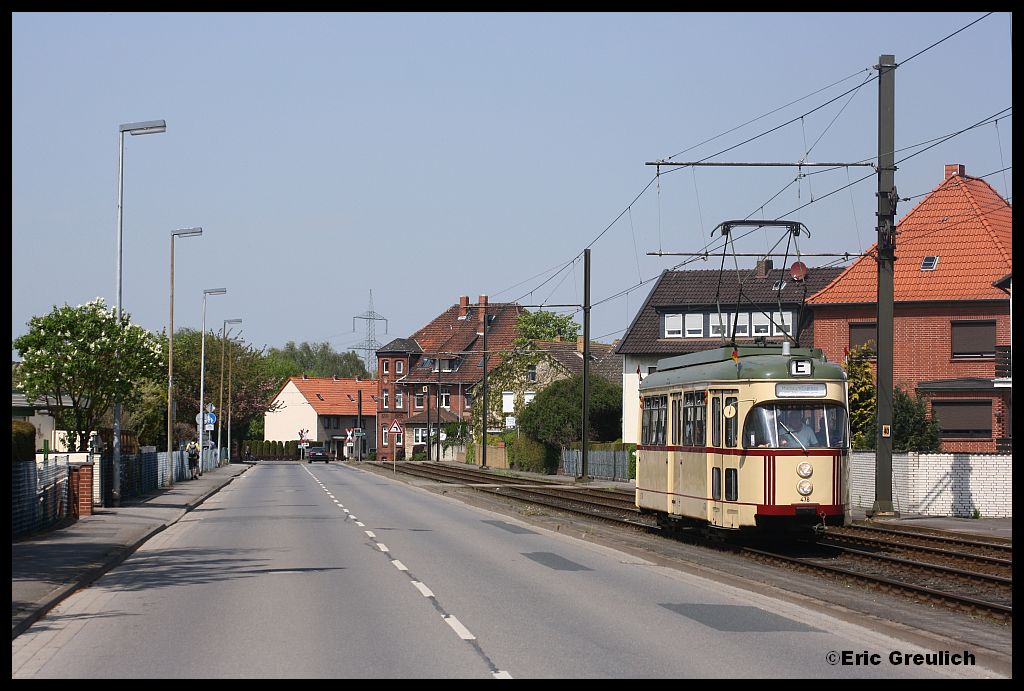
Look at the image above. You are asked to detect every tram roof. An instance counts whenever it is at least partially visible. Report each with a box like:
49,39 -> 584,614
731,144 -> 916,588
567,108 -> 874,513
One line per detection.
639,345 -> 846,391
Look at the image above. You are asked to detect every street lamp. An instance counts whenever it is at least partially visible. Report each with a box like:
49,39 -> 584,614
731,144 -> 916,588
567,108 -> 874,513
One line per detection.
198,288 -> 227,468
113,118 -> 166,506
227,333 -> 244,465
218,318 -> 242,465
167,227 -> 203,486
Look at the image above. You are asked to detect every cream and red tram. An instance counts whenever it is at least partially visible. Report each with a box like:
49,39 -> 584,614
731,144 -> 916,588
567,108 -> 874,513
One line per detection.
636,344 -> 851,534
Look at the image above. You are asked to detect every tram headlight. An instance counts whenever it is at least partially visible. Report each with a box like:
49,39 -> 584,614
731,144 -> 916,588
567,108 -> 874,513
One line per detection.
797,480 -> 813,496
797,462 -> 813,478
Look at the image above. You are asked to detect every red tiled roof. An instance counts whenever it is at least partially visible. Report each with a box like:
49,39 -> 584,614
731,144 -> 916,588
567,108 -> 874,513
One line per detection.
400,301 -> 525,385
285,377 -> 379,416
809,165 -> 1012,305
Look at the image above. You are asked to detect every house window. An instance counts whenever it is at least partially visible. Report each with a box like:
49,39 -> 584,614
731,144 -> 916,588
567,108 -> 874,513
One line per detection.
752,312 -> 771,336
951,321 -> 996,358
382,360 -> 389,374
415,392 -> 424,409
772,280 -> 787,291
772,311 -> 793,336
414,427 -> 428,444
394,432 -> 403,446
849,323 -> 877,354
502,392 -> 515,414
395,389 -> 403,410
733,313 -> 750,337
920,255 -> 940,271
440,387 -> 450,408
932,401 -> 992,438
396,360 -> 404,374
684,314 -> 704,338
382,389 -> 389,409
526,365 -> 537,382
665,313 -> 683,338
710,313 -> 732,337
382,425 -> 389,447
524,392 -> 536,406
333,417 -> 340,429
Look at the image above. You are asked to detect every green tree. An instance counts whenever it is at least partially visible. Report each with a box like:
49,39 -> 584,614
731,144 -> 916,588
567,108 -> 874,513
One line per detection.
13,299 -> 163,452
845,342 -> 876,450
518,374 -> 622,448
265,341 -> 369,380
892,386 -> 941,453
515,310 -> 579,342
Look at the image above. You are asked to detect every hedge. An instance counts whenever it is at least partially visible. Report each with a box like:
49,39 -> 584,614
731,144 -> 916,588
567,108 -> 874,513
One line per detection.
12,420 -> 35,462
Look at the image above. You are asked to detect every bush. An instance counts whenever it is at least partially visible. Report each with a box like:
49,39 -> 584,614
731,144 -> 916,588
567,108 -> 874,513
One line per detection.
507,436 -> 555,473
12,420 -> 35,462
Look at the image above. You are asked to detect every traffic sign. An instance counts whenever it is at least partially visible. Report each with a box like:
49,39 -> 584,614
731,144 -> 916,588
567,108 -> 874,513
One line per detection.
204,423 -> 215,431
389,420 -> 403,435
206,403 -> 216,413
345,428 -> 354,442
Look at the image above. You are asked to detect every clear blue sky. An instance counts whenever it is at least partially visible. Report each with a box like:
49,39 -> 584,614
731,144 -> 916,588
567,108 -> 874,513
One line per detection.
12,12 -> 1012,365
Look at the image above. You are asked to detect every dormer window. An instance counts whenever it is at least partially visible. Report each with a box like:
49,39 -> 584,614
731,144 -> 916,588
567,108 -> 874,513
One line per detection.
316,393 -> 324,401
920,256 -> 939,271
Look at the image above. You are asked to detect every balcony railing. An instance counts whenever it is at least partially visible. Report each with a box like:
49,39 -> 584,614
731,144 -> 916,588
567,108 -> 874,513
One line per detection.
995,345 -> 1011,380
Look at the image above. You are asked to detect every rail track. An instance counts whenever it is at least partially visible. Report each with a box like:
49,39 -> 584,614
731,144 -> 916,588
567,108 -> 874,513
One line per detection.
365,461 -> 1012,621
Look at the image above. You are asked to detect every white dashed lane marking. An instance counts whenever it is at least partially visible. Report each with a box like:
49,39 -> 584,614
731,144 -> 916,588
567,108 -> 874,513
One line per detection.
443,615 -> 476,640
411,581 -> 434,598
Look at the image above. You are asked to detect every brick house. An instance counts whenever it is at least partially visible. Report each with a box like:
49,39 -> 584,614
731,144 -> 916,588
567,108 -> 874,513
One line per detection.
264,376 -> 378,458
808,164 -> 1012,452
615,264 -> 844,443
375,295 -> 524,462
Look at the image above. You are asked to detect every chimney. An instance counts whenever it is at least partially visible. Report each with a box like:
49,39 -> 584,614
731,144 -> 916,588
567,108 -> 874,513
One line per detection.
478,295 -> 489,325
302,373 -> 308,380
756,259 -> 774,279
576,336 -> 584,354
333,375 -> 338,381
459,295 -> 469,318
945,164 -> 965,180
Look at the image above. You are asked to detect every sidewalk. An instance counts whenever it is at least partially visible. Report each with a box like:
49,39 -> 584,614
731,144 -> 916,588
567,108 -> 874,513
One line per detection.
11,461 -> 252,640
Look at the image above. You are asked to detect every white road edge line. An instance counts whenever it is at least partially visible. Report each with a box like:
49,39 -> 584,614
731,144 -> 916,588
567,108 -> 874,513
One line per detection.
391,560 -> 408,571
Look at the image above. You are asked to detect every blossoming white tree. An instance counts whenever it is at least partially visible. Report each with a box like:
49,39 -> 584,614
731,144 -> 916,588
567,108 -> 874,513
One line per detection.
13,298 -> 163,452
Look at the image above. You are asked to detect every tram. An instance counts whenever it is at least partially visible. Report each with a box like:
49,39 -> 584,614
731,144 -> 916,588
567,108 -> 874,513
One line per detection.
636,342 -> 851,535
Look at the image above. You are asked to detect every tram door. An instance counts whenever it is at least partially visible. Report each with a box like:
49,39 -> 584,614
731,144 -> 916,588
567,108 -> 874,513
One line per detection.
710,390 -> 740,528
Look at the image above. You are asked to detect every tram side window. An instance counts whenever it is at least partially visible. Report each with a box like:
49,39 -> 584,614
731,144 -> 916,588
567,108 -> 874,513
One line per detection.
712,398 -> 721,447
681,391 -> 707,447
671,396 -> 682,445
642,396 -> 668,445
712,467 -> 721,500
725,468 -> 737,501
725,396 -> 738,447
695,392 -> 705,446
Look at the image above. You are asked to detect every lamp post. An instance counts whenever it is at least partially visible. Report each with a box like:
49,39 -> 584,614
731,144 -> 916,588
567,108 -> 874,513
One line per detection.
198,288 -> 227,467
167,227 -> 203,486
227,334 -> 243,464
113,119 -> 166,507
218,318 -> 242,466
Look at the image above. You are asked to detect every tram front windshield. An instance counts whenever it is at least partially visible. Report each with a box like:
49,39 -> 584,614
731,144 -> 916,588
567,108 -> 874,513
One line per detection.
743,403 -> 848,449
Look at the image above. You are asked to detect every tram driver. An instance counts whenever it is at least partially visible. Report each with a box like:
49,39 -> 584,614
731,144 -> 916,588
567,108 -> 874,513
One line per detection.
780,410 -> 819,448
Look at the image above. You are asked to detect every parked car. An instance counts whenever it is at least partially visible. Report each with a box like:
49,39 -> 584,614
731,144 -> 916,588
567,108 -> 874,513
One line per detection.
307,446 -> 330,463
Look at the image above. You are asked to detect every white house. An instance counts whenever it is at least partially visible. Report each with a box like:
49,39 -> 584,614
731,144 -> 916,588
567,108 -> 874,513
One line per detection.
264,376 -> 378,459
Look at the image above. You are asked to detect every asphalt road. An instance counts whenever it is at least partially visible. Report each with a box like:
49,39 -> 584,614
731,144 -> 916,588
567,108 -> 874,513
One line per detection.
12,462 -> 1004,678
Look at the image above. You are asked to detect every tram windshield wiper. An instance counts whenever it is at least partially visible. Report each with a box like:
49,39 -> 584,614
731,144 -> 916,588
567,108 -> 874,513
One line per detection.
777,420 -> 807,452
